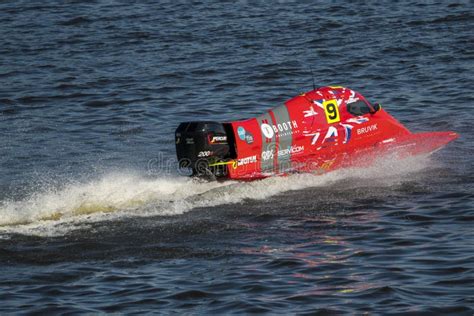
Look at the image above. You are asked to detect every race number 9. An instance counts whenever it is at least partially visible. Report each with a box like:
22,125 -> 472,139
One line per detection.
323,99 -> 340,124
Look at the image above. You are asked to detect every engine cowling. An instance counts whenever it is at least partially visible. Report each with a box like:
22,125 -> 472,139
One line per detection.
175,121 -> 236,177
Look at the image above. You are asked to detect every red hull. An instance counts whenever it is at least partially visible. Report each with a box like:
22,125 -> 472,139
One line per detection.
221,87 -> 458,180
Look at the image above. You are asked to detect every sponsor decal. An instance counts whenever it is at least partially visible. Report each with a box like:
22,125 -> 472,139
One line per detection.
261,146 -> 305,161
245,134 -> 254,144
185,138 -> 194,144
209,135 -> 227,143
261,150 -> 274,161
261,123 -> 274,139
237,126 -> 246,140
237,155 -> 257,166
357,123 -> 378,135
237,126 -> 254,144
277,145 -> 304,157
261,120 -> 299,139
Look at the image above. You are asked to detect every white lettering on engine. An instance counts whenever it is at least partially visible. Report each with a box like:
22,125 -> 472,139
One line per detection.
211,136 -> 227,143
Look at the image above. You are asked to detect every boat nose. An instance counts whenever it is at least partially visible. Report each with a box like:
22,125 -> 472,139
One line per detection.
448,131 -> 459,140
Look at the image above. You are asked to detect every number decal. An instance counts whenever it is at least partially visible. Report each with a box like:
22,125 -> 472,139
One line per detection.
323,99 -> 340,124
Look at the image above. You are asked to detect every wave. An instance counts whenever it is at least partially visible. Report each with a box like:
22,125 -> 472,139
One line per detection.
0,154 -> 433,237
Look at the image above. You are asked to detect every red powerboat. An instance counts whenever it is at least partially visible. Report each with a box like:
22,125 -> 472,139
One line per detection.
175,86 -> 458,180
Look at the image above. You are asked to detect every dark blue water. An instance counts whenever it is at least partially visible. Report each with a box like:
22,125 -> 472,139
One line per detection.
1,0 -> 473,314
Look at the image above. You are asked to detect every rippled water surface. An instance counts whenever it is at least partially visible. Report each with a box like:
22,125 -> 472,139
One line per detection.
1,0 -> 473,314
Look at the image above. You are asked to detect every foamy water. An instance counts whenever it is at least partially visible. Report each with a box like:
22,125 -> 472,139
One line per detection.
0,154 -> 432,237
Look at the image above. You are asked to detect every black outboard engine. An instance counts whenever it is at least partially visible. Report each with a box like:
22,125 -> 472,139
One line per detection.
175,121 -> 236,178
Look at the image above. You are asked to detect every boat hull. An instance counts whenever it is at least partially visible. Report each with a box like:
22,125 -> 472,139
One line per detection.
175,86 -> 458,180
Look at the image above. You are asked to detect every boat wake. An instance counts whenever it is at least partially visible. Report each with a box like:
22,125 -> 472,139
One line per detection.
0,154 -> 435,237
